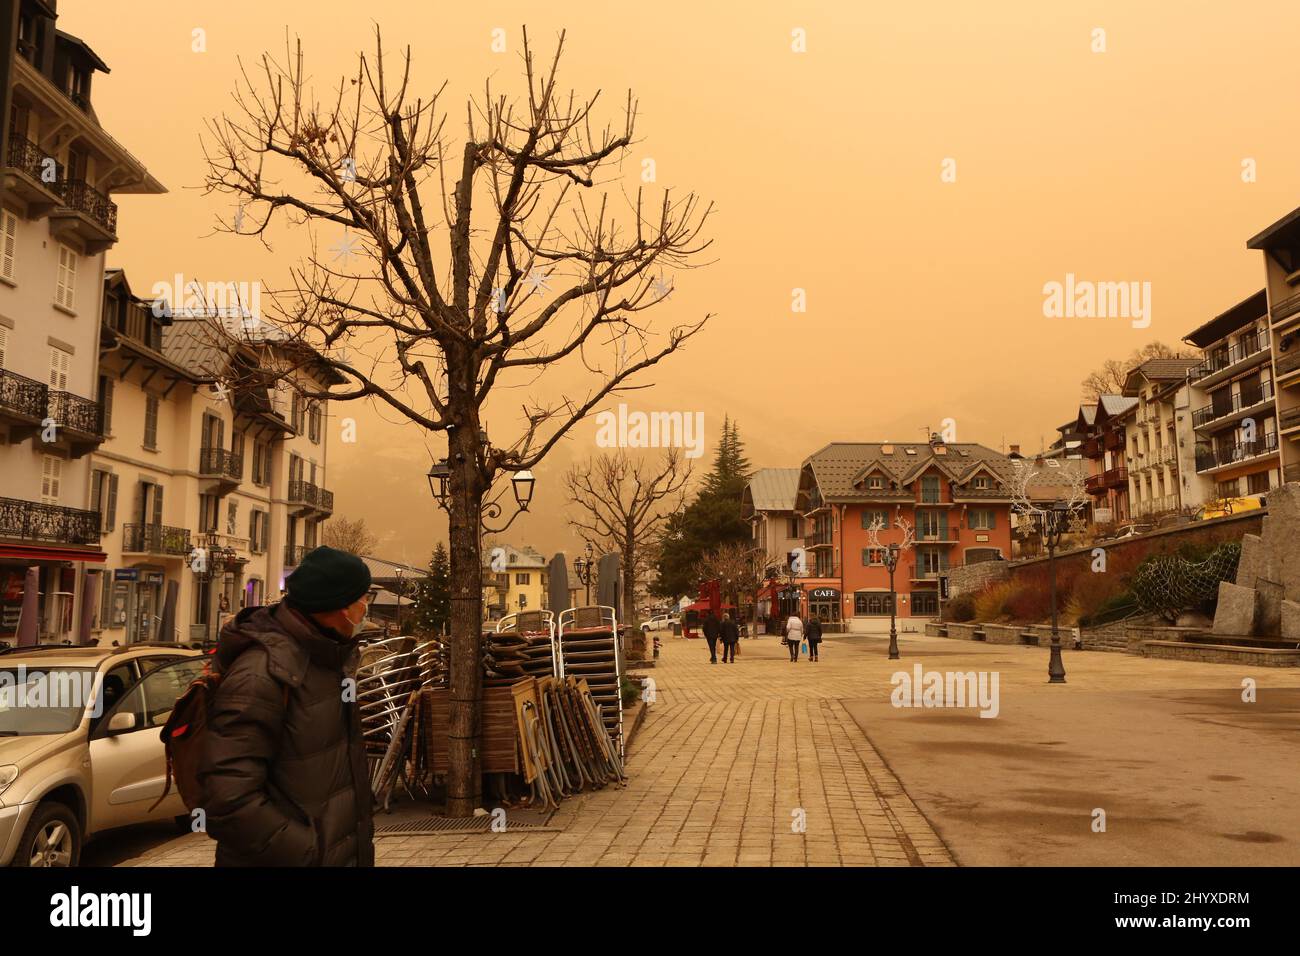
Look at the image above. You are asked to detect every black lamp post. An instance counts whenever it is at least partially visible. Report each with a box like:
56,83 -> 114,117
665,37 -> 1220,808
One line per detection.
882,542 -> 902,660
573,541 -> 595,604
427,457 -> 536,534
1041,499 -> 1073,684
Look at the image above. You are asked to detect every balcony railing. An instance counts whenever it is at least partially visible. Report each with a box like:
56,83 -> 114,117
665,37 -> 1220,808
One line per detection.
1192,381 -> 1274,429
1132,444 -> 1177,469
915,525 -> 958,543
1190,333 -> 1269,382
1103,466 -> 1128,487
1132,495 -> 1180,518
1277,350 -> 1300,379
0,497 -> 100,545
1271,290 -> 1300,323
122,523 -> 192,556
284,543 -> 310,567
54,179 -> 117,235
0,368 -> 48,421
1286,463 -> 1300,484
287,479 -> 334,513
1195,432 -> 1280,473
199,447 -> 243,481
1083,437 -> 1101,458
804,527 -> 834,549
5,133 -> 60,187
1280,405 -> 1300,431
47,390 -> 104,437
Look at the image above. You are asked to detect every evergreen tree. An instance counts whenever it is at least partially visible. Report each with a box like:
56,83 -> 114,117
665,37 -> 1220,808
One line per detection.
652,417 -> 754,598
412,543 -> 451,636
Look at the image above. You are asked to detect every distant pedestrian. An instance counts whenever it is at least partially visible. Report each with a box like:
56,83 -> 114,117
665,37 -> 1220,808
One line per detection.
806,615 -> 823,661
720,611 -> 740,663
702,611 -> 721,664
784,612 -> 804,662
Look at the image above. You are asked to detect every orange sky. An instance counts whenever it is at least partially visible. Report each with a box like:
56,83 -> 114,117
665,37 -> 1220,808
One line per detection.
66,0 -> 1300,565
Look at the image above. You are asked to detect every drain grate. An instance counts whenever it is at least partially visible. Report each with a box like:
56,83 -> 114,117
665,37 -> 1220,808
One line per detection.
375,809 -> 556,836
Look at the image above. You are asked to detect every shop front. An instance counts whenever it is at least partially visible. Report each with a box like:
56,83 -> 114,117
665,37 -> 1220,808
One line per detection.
0,543 -> 106,647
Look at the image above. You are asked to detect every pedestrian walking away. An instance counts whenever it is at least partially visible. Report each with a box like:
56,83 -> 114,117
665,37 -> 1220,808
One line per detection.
806,614 -> 823,661
720,611 -> 740,663
702,610 -> 721,664
784,612 -> 804,662
199,545 -> 376,867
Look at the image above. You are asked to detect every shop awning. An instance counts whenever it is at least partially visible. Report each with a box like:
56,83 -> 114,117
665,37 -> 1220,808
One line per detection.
0,544 -> 107,563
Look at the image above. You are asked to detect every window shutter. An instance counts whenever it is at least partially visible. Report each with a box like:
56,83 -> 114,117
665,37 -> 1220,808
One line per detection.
49,347 -> 70,391
99,375 -> 113,434
988,510 -> 996,529
107,474 -> 118,531
153,484 -> 164,528
1,210 -> 16,281
55,245 -> 77,310
0,326 -> 7,368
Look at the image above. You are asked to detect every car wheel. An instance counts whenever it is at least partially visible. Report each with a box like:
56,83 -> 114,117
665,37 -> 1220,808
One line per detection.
13,802 -> 81,868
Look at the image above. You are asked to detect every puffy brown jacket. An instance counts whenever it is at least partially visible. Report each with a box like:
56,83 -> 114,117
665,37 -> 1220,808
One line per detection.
198,602 -> 374,867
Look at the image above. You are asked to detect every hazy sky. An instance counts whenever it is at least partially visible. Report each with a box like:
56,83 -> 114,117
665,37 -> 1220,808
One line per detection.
68,0 -> 1300,565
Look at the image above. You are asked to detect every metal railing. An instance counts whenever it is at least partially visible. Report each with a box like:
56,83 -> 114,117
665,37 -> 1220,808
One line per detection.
1192,380 -> 1274,429
47,390 -> 103,436
1195,432 -> 1280,472
1190,333 -> 1268,382
122,523 -> 192,555
284,543 -> 310,567
0,368 -> 48,420
1271,290 -> 1300,323
0,497 -> 100,545
1277,350 -> 1300,378
1280,405 -> 1300,431
288,479 -> 334,513
1285,463 -> 1300,484
54,179 -> 117,235
1132,495 -> 1180,518
803,527 -> 834,548
199,447 -> 243,480
4,133 -> 60,186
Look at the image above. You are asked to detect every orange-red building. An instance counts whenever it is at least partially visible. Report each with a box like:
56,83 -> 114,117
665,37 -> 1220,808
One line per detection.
795,438 -> 1016,626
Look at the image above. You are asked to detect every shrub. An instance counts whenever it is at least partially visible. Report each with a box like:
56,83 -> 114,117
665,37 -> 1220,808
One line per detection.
943,592 -> 976,623
973,580 -> 1019,623
1082,589 -> 1139,626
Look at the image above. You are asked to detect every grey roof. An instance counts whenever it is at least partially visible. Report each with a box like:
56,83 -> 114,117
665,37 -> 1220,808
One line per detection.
745,468 -> 800,512
160,317 -> 232,382
360,555 -> 429,581
1096,395 -> 1138,417
801,442 -> 1009,500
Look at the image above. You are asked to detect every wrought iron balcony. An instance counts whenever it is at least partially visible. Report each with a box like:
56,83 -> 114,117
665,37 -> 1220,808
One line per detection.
46,389 -> 104,438
915,525 -> 959,543
53,178 -> 117,236
287,479 -> 334,514
0,497 -> 100,545
803,527 -> 834,549
199,447 -> 243,482
4,133 -> 61,191
284,543 -> 310,567
122,523 -> 192,556
0,368 -> 48,422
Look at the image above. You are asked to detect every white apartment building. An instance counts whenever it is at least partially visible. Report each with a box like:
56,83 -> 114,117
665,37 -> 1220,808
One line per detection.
90,270 -> 340,645
1121,357 -> 1199,518
0,3 -> 162,646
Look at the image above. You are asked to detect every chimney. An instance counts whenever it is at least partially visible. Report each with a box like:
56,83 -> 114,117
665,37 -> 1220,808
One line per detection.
1008,444 -> 1022,458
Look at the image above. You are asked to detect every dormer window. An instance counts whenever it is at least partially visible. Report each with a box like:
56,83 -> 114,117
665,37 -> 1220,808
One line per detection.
867,475 -> 884,490
972,475 -> 991,490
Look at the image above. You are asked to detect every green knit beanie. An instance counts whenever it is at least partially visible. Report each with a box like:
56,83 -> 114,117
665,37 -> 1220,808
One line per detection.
286,546 -> 372,613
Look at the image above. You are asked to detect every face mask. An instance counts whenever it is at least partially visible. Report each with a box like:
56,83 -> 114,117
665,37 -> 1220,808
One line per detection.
341,603 -> 367,635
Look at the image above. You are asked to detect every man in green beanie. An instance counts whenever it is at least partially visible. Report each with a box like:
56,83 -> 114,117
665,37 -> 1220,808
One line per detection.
199,546 -> 376,866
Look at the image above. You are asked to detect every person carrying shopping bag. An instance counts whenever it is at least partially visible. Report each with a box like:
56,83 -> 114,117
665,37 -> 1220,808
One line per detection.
784,612 -> 804,662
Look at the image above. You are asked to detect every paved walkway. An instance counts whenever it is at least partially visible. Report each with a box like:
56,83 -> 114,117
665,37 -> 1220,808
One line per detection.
121,632 -> 955,867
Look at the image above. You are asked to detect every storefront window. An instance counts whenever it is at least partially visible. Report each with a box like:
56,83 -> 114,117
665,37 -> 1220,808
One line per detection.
854,591 -> 894,616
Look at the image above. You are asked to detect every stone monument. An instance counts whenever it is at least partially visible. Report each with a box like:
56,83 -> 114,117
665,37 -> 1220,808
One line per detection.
1211,482 -> 1300,641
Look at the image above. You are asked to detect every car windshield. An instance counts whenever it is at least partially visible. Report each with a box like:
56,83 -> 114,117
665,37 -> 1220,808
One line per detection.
0,666 -> 98,736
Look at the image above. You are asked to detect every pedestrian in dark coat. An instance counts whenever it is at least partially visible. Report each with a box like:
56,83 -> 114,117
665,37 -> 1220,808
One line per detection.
702,611 -> 721,663
720,612 -> 740,663
806,615 -> 823,661
200,546 -> 375,867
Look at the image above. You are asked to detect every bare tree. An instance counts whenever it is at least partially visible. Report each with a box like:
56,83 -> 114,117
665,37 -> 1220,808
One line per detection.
201,28 -> 713,815
698,540 -> 768,619
321,516 -> 380,555
1081,341 -> 1195,400
564,449 -> 690,627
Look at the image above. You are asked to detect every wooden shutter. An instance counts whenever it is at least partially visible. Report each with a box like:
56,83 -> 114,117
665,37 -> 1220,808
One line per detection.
1,210 -> 16,281
107,474 -> 118,531
41,455 -> 61,502
153,484 -> 164,528
55,245 -> 77,310
0,326 -> 7,368
99,375 -> 113,434
49,346 -> 70,390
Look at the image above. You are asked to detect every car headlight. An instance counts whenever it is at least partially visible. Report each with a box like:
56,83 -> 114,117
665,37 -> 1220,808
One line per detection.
0,765 -> 17,797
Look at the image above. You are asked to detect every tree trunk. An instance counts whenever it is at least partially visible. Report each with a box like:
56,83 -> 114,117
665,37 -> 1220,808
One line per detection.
445,396 -> 485,817
622,520 -> 638,631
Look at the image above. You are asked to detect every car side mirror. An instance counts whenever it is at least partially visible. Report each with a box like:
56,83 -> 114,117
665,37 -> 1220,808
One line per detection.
107,711 -> 137,734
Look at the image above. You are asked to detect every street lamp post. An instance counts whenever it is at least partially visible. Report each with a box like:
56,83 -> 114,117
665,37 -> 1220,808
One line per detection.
1042,500 -> 1072,684
573,541 -> 595,605
865,515 -> 915,660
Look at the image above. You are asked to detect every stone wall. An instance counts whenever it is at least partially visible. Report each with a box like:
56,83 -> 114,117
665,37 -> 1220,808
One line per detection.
948,559 -> 1010,598
1210,483 -> 1300,641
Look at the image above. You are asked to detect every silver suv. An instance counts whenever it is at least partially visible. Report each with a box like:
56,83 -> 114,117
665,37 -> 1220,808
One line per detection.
0,644 -> 205,867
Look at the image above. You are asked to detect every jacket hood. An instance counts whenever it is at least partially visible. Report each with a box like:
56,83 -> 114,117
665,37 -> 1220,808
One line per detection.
215,603 -> 358,688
